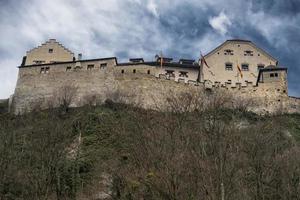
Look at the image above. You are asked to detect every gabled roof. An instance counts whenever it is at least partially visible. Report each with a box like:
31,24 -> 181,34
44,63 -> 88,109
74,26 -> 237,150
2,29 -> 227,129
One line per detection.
26,39 -> 74,56
204,39 -> 278,62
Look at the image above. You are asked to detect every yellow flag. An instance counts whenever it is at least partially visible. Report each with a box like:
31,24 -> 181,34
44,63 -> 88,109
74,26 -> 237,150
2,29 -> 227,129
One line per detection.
237,64 -> 243,78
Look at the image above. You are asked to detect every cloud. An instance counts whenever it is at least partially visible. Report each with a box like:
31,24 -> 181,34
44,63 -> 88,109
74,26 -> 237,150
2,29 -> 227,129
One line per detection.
0,0 -> 300,98
209,11 -> 232,35
147,0 -> 159,18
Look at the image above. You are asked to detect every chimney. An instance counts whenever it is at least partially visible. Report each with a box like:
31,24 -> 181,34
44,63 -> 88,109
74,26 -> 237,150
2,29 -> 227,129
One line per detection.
77,53 -> 82,61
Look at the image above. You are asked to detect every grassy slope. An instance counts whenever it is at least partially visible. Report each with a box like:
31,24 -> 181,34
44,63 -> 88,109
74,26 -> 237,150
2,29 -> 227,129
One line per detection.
0,104 -> 300,199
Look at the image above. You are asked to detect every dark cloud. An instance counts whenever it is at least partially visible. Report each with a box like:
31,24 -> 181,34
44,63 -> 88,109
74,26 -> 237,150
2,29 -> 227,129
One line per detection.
251,0 -> 300,16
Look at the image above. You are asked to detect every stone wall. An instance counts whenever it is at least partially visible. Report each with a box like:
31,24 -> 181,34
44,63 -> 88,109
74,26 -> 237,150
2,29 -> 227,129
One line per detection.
11,60 -> 300,114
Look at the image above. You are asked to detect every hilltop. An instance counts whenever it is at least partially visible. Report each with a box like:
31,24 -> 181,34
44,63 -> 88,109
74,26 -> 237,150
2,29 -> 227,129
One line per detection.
1,99 -> 300,199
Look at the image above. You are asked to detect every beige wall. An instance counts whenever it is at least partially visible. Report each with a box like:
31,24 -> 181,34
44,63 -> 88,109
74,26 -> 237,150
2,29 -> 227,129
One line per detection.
202,41 -> 277,86
25,39 -> 74,65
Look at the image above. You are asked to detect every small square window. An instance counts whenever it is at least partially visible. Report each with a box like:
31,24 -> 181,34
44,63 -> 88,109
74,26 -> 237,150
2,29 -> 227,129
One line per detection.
87,65 -> 94,70
100,63 -> 107,69
225,63 -> 233,71
121,69 -> 124,73
147,70 -> 150,74
241,64 -> 249,71
270,73 -> 274,77
133,69 -> 136,73
66,66 -> 72,71
49,49 -> 53,53
45,67 -> 50,73
274,73 -> 278,77
179,71 -> 188,78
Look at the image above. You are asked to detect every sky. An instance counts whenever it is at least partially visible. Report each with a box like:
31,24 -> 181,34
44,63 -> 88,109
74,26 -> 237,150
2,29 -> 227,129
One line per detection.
0,0 -> 300,98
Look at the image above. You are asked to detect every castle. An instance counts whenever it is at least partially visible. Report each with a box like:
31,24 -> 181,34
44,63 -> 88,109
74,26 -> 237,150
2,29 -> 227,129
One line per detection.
11,39 -> 300,114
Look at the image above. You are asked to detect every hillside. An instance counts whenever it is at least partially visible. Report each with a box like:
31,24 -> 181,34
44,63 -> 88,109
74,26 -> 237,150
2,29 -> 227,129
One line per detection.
1,101 -> 300,200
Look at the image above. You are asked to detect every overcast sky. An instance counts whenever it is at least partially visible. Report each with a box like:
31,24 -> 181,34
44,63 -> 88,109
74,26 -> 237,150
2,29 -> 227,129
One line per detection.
0,0 -> 299,98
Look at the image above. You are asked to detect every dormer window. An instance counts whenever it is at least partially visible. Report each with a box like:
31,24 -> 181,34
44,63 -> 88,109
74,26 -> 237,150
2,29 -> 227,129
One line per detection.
224,49 -> 234,55
241,63 -> 249,71
244,50 -> 253,56
225,63 -> 233,71
49,49 -> 53,53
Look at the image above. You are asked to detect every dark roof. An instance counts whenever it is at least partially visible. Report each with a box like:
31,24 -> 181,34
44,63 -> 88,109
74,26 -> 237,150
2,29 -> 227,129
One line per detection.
18,57 -> 117,68
226,39 -> 251,43
117,61 -> 199,69
179,59 -> 195,64
129,58 -> 144,62
156,57 -> 173,62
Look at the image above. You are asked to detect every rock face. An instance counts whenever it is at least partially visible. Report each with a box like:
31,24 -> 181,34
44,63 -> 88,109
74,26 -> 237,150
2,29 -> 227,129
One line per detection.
11,57 -> 300,114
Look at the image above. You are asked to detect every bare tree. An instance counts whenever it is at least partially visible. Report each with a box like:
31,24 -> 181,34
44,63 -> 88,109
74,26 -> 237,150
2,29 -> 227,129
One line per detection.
56,84 -> 78,113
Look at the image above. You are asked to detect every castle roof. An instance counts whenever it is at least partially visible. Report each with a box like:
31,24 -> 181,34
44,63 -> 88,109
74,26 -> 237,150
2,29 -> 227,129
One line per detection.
117,61 -> 199,69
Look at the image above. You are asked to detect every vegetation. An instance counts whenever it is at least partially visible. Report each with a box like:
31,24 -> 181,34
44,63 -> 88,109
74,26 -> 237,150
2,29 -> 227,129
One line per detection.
0,92 -> 300,199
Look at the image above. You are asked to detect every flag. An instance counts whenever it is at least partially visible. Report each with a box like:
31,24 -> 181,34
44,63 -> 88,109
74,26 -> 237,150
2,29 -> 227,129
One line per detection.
237,63 -> 243,78
200,53 -> 210,68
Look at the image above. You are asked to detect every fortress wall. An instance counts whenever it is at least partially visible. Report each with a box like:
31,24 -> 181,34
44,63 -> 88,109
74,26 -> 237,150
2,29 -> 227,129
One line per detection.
12,61 -> 300,114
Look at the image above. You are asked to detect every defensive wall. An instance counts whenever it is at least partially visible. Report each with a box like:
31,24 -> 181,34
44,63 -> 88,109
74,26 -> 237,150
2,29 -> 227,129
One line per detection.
11,58 -> 300,114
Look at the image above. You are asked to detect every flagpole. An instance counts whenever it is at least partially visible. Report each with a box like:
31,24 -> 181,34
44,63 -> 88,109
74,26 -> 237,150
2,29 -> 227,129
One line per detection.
237,60 -> 239,83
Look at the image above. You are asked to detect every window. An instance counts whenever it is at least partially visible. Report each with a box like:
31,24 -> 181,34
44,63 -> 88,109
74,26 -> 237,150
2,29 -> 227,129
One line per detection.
147,70 -> 150,74
45,67 -> 50,73
244,50 -> 253,56
224,49 -> 234,55
34,60 -> 45,64
87,64 -> 94,70
165,70 -> 175,78
66,66 -> 72,71
40,67 -> 45,74
270,73 -> 274,77
225,63 -> 233,71
241,64 -> 249,71
121,69 -> 124,73
257,64 -> 264,71
179,71 -> 188,78
133,69 -> 136,73
274,73 -> 278,77
100,63 -> 107,69
49,49 -> 53,53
